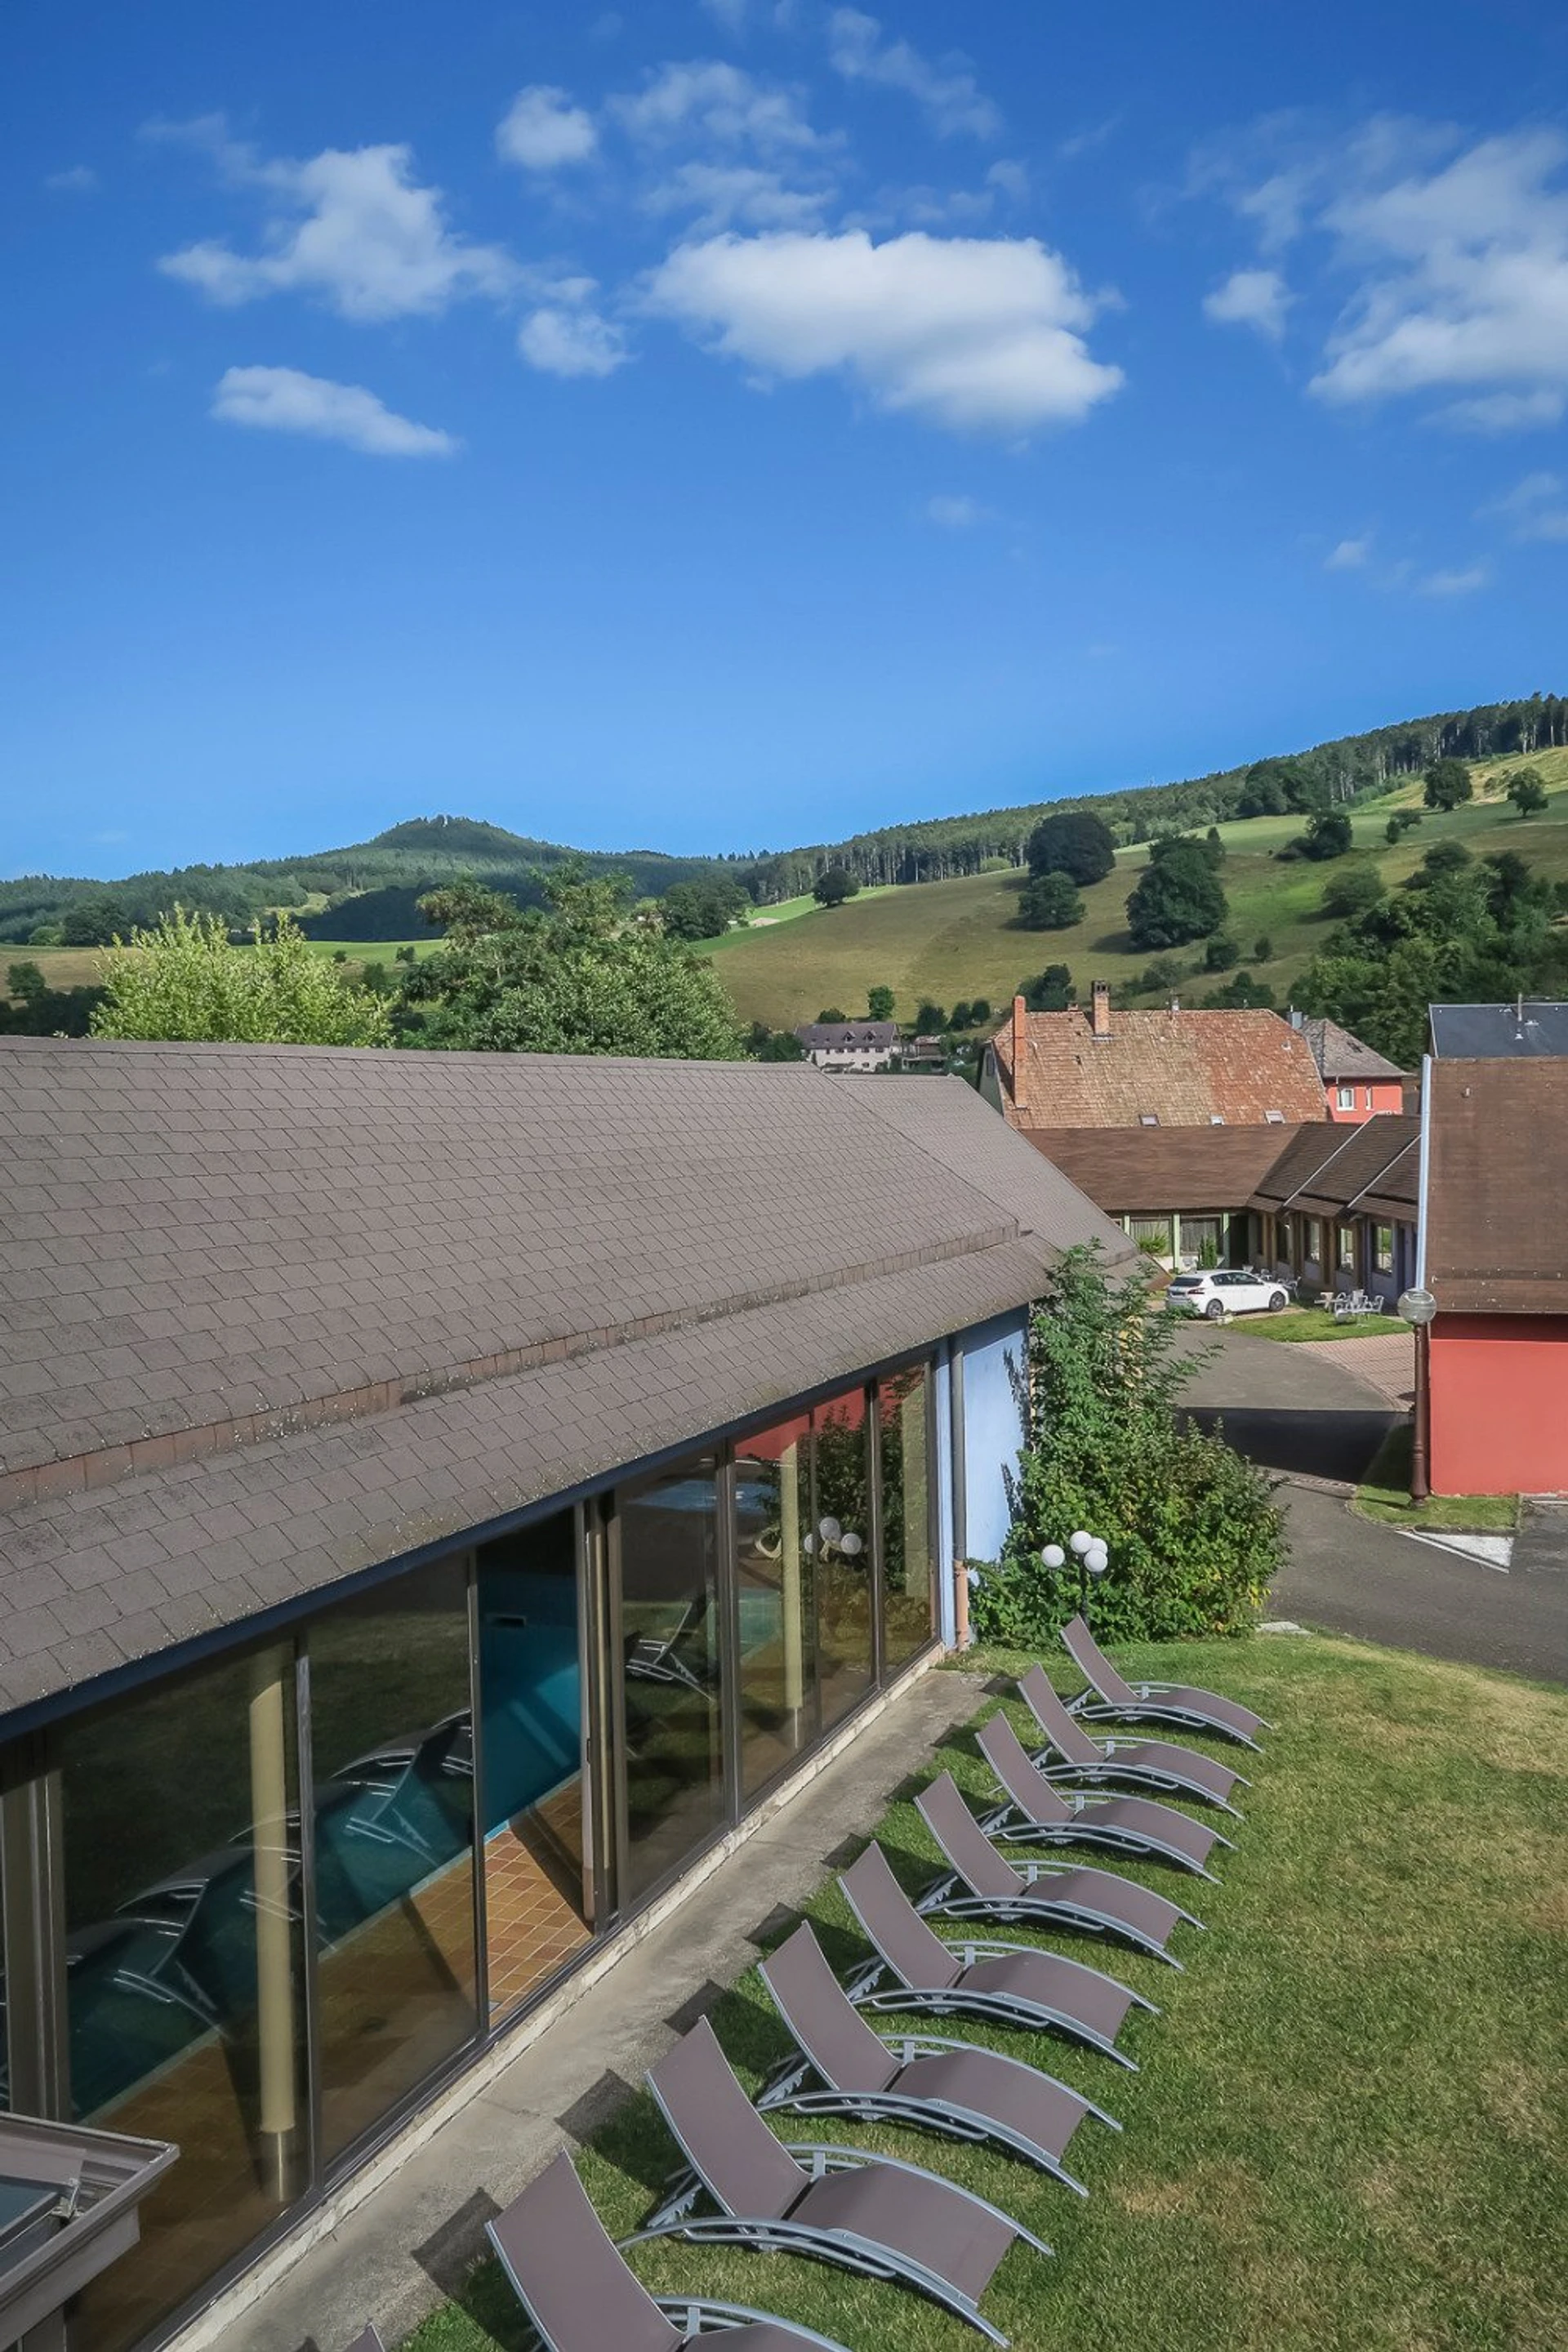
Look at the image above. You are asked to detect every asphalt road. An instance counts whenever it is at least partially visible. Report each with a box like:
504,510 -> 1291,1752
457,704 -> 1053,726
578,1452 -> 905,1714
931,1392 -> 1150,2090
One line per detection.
1178,1325 -> 1568,1686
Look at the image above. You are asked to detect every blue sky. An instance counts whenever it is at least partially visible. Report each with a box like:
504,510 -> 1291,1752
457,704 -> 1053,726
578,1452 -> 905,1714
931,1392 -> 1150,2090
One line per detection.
9,1 -> 1568,877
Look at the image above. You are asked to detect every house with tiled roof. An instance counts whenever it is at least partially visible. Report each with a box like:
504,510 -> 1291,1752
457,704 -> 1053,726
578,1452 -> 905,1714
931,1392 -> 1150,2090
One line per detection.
0,1035 -> 1131,2352
1285,1009 -> 1406,1121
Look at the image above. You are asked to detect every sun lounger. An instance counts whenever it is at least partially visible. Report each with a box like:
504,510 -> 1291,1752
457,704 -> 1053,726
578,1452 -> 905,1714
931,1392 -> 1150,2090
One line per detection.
756,1922 -> 1119,2193
1018,1664 -> 1247,1817
632,2016 -> 1050,2344
915,1772 -> 1201,1967
1061,1615 -> 1271,1751
343,2331 -> 383,2352
488,2149 -> 856,2352
976,1714 -> 1231,1883
838,1842 -> 1155,2067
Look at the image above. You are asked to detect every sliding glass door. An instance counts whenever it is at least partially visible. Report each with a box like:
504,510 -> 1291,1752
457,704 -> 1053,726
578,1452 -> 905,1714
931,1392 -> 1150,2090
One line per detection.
616,1450 -> 727,1904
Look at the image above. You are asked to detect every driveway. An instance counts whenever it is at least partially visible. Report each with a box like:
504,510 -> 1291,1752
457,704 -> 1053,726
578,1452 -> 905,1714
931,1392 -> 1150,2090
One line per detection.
1178,1326 -> 1568,1686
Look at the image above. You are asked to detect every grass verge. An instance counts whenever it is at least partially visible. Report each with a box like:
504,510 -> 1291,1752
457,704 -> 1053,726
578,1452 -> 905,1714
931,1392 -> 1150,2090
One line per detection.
1355,1419 -> 1520,1532
1237,1306 -> 1412,1343
409,1633 -> 1568,2352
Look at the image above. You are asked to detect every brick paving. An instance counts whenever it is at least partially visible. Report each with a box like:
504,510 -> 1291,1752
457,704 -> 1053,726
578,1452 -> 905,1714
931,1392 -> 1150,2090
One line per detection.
1289,1330 -> 1414,1410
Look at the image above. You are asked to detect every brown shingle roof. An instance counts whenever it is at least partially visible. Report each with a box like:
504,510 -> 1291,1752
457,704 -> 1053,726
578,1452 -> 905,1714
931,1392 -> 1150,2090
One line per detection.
849,1080 -> 1137,1253
0,1040 -> 1121,1718
1250,1115 -> 1419,1220
1021,1125 -> 1302,1215
991,1004 -> 1326,1130
1290,1016 -> 1405,1084
1424,1060 -> 1568,1312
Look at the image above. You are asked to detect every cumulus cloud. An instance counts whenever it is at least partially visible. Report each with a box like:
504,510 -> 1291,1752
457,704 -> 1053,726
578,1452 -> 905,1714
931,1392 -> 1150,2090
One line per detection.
211,365 -> 458,455
1483,471 -> 1568,540
518,287 -> 627,376
642,228 -> 1122,431
1202,116 -> 1568,427
612,60 -> 821,153
1203,265 -> 1290,340
1325,535 -> 1371,569
497,87 -> 598,170
827,10 -> 1000,140
644,162 -> 832,232
158,131 -> 515,320
45,164 -> 99,193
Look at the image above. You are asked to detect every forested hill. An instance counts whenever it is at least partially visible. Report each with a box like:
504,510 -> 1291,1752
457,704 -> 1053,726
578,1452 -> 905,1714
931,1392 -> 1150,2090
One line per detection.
740,690 -> 1568,899
5,688 -> 1566,946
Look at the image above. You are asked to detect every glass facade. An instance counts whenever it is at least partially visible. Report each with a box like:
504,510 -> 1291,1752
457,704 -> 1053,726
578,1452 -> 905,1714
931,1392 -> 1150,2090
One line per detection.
0,1355 -> 939,2352
308,1560 -> 478,2170
55,1644 -> 309,2352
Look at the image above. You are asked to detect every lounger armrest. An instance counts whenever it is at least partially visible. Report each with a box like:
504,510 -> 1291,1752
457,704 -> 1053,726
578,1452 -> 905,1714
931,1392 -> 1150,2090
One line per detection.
653,2296 -> 855,2348
1012,1857 -> 1076,1886
880,2033 -> 1121,2127
784,2145 -> 1053,2260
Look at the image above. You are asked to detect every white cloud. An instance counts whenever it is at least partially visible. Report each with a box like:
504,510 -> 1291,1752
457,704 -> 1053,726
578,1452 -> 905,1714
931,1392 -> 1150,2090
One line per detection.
158,132 -> 516,320
1325,534 -> 1371,569
987,159 -> 1030,203
926,493 -> 991,527
644,162 -> 831,232
642,228 -> 1122,432
1202,265 -> 1290,341
612,60 -> 822,153
497,87 -> 598,171
45,164 -> 99,194
211,365 -> 458,455
827,10 -> 1000,140
1416,562 -> 1490,596
519,300 -> 627,377
1482,471 -> 1568,541
1205,117 -> 1568,427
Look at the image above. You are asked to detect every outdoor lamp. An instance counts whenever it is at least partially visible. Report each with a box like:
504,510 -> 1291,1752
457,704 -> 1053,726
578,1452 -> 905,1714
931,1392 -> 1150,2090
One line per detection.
1396,1285 -> 1438,1506
818,1516 -> 842,1545
839,1530 -> 863,1557
1086,1545 -> 1109,1577
1069,1530 -> 1094,1556
1041,1543 -> 1066,1569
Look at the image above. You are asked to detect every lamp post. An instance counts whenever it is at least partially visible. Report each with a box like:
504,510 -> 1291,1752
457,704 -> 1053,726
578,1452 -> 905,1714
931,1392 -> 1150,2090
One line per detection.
1396,1287 -> 1437,1505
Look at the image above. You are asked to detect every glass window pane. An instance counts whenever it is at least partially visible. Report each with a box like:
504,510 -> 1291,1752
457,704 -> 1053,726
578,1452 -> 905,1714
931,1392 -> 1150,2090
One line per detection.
734,1411 -> 815,1798
309,1560 -> 477,2169
618,1451 -> 726,1903
56,1644 -> 308,2352
811,1389 -> 875,1731
477,1512 -> 591,2023
1338,1225 -> 1357,1268
878,1365 -> 937,1674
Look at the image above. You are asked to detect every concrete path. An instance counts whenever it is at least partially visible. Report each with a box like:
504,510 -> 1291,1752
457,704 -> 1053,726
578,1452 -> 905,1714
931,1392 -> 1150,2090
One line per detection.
1181,1328 -> 1568,1686
217,1665 -> 988,2352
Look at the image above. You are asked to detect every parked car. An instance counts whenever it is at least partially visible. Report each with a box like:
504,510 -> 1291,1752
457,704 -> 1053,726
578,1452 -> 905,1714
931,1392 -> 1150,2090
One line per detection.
1165,1268 -> 1290,1320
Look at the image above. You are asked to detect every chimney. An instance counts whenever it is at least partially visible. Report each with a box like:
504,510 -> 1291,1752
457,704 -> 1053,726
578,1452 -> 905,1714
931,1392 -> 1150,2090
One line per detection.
1288,1005 -> 1303,1031
1010,994 -> 1028,1111
1168,995 -> 1181,1013
1089,979 -> 1111,1040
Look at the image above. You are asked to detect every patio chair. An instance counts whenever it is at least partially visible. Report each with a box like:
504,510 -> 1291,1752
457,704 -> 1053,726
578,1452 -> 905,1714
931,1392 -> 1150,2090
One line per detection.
756,1922 -> 1119,2194
1017,1665 -> 1247,1818
915,1773 -> 1201,1967
838,1842 -> 1156,2068
487,2149 -> 857,2352
1060,1615 -> 1272,1751
976,1714 -> 1232,1883
632,2016 -> 1050,2345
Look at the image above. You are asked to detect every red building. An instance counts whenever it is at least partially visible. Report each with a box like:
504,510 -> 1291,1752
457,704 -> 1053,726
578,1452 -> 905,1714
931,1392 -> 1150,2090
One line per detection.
1422,1058 -> 1568,1495
1286,1013 -> 1406,1123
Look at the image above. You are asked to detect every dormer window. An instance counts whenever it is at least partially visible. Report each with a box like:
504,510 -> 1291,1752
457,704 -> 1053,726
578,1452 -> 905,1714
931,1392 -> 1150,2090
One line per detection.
1265,1109 -> 1285,1124
1209,1114 -> 1225,1125
1138,1112 -> 1159,1126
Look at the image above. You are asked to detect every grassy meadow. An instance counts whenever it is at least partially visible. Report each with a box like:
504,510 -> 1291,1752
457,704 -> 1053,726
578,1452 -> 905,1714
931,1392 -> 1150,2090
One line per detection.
704,749 -> 1568,1030
411,1633 -> 1568,2352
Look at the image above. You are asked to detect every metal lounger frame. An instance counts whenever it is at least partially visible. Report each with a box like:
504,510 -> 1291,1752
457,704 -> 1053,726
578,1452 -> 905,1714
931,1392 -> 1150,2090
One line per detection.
1061,1620 -> 1272,1752
841,1940 -> 1156,2068
755,2029 -> 1120,2194
630,2136 -> 1052,2350
916,1859 -> 1201,1967
1030,1741 -> 1248,1818
973,1719 -> 1233,1885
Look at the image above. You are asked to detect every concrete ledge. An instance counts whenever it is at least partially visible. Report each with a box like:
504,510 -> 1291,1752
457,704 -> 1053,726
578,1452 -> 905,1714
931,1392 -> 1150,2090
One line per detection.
180,1650 -> 986,2352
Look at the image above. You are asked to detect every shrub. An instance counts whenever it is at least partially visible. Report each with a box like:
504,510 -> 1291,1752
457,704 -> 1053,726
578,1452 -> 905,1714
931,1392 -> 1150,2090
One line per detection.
1203,932 -> 1239,971
969,1245 -> 1284,1647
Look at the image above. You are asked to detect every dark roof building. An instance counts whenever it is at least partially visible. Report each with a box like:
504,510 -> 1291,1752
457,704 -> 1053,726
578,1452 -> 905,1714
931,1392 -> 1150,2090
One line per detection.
1016,1124 -> 1302,1216
1428,1000 -> 1568,1058
983,986 -> 1326,1132
1250,1115 -> 1419,1227
0,1035 -> 1131,2352
794,1019 -> 900,1061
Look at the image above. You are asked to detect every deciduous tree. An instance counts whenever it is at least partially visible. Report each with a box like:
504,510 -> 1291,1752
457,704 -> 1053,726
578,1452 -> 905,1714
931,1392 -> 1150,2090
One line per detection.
91,910 -> 392,1046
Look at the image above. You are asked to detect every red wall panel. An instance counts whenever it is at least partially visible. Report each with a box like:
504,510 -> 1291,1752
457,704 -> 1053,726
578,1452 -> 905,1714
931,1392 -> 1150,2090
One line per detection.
1429,1316 -> 1568,1494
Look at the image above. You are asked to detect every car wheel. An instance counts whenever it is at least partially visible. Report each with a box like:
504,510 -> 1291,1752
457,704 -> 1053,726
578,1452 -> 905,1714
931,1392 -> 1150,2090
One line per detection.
1205,1298 -> 1225,1321
1267,1290 -> 1288,1312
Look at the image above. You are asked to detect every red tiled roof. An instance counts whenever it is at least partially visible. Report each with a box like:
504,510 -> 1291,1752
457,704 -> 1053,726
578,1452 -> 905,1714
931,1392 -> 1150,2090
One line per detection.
991,1003 -> 1327,1130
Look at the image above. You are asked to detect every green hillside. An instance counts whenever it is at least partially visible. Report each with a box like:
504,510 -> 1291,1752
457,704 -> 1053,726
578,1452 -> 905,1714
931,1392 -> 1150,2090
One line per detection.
705,749 -> 1568,1031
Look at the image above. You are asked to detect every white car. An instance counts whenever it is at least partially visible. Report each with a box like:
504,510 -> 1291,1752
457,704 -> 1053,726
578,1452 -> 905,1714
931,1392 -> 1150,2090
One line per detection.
1165,1268 -> 1290,1320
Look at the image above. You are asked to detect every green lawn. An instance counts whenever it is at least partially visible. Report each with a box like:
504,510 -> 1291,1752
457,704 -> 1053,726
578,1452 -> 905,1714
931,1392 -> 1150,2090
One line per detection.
1240,1306 -> 1413,1343
1354,1420 -> 1521,1534
410,1633 -> 1568,2352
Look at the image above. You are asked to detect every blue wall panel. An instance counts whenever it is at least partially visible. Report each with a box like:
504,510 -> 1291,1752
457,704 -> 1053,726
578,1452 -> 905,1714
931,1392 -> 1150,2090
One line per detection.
958,1312 -> 1029,1564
